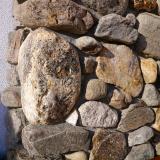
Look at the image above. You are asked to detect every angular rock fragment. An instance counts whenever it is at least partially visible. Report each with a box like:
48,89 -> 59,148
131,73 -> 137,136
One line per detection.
152,108 -> 160,132
96,43 -> 143,97
18,28 -> 81,124
118,102 -> 155,132
85,79 -> 107,100
136,13 -> 160,59
81,0 -> 128,15
95,14 -> 138,44
22,123 -> 90,157
142,84 -> 160,107
125,143 -> 155,160
65,151 -> 88,160
65,110 -> 79,126
13,0 -> 94,34
140,58 -> 157,83
74,36 -> 102,55
78,101 -> 118,128
128,126 -> 154,147
1,86 -> 21,108
89,129 -> 127,160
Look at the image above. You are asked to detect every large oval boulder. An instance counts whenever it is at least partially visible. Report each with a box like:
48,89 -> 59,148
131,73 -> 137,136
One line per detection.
18,28 -> 81,124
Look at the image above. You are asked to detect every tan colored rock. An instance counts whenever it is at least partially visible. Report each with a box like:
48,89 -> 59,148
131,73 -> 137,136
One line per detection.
152,108 -> 160,132
156,142 -> 160,156
13,0 -> 94,35
140,58 -> 157,83
65,151 -> 88,160
18,28 -> 81,124
96,43 -> 143,97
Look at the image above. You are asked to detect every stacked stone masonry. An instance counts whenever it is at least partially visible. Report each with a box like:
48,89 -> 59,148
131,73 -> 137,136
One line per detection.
2,0 -> 160,159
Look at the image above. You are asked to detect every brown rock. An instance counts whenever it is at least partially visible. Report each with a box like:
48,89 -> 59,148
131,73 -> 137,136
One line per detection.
96,43 -> 143,97
13,0 -> 94,34
89,129 -> 127,160
152,108 -> 160,132
18,28 -> 81,124
140,58 -> 157,83
118,102 -> 155,132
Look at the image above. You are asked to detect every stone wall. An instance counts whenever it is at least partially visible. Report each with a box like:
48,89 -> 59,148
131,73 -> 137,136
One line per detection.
1,0 -> 160,159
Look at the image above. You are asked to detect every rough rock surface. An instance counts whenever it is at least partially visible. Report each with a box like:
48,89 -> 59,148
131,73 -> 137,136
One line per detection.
96,43 -> 143,97
152,108 -> 160,132
156,143 -> 160,156
74,36 -> 102,55
118,102 -> 155,132
128,126 -> 154,147
22,123 -> 90,157
142,84 -> 160,107
18,28 -> 81,124
1,86 -> 21,108
13,0 -> 94,34
65,151 -> 88,160
140,58 -> 157,83
136,13 -> 160,59
89,129 -> 127,160
65,110 -> 79,126
125,143 -> 155,160
81,0 -> 128,15
78,101 -> 118,128
95,14 -> 138,44
85,79 -> 107,100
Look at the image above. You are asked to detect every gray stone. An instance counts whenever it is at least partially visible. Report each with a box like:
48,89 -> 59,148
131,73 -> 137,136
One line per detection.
18,28 -> 81,124
74,36 -> 102,55
7,65 -> 20,86
128,126 -> 154,147
142,84 -> 160,107
96,43 -> 143,97
118,102 -> 155,132
1,86 -> 21,108
89,129 -> 127,160
7,109 -> 27,149
136,13 -> 160,59
85,79 -> 107,100
65,110 -> 79,126
81,0 -> 128,16
78,101 -> 118,128
95,14 -> 138,45
22,123 -> 90,157
13,0 -> 94,35
125,143 -> 155,160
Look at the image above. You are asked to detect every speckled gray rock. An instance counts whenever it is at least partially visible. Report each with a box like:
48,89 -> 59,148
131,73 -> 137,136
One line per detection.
85,79 -> 107,100
95,14 -> 138,44
18,28 -> 81,124
22,123 -> 90,157
78,101 -> 118,128
81,0 -> 128,15
142,84 -> 160,107
118,102 -> 155,132
136,13 -> 160,59
125,143 -> 155,160
13,0 -> 94,34
1,86 -> 21,108
128,126 -> 154,147
74,36 -> 102,55
96,43 -> 143,97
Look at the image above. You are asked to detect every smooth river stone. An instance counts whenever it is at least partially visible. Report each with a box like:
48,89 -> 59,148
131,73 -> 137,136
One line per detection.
96,43 -> 143,97
13,0 -> 94,35
18,28 -> 81,124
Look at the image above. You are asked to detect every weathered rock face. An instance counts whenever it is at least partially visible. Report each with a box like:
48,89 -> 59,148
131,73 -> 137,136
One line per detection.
152,108 -> 160,132
78,101 -> 118,128
140,58 -> 157,83
90,129 -> 127,160
95,14 -> 138,44
125,143 -> 155,160
85,79 -> 107,100
96,44 -> 143,97
18,28 -> 81,124
13,0 -> 94,34
22,123 -> 90,157
81,0 -> 128,15
128,126 -> 154,147
118,102 -> 155,132
136,13 -> 160,59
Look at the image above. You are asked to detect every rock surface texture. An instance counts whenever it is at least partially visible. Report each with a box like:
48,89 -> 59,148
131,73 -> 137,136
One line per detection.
18,28 -> 81,124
